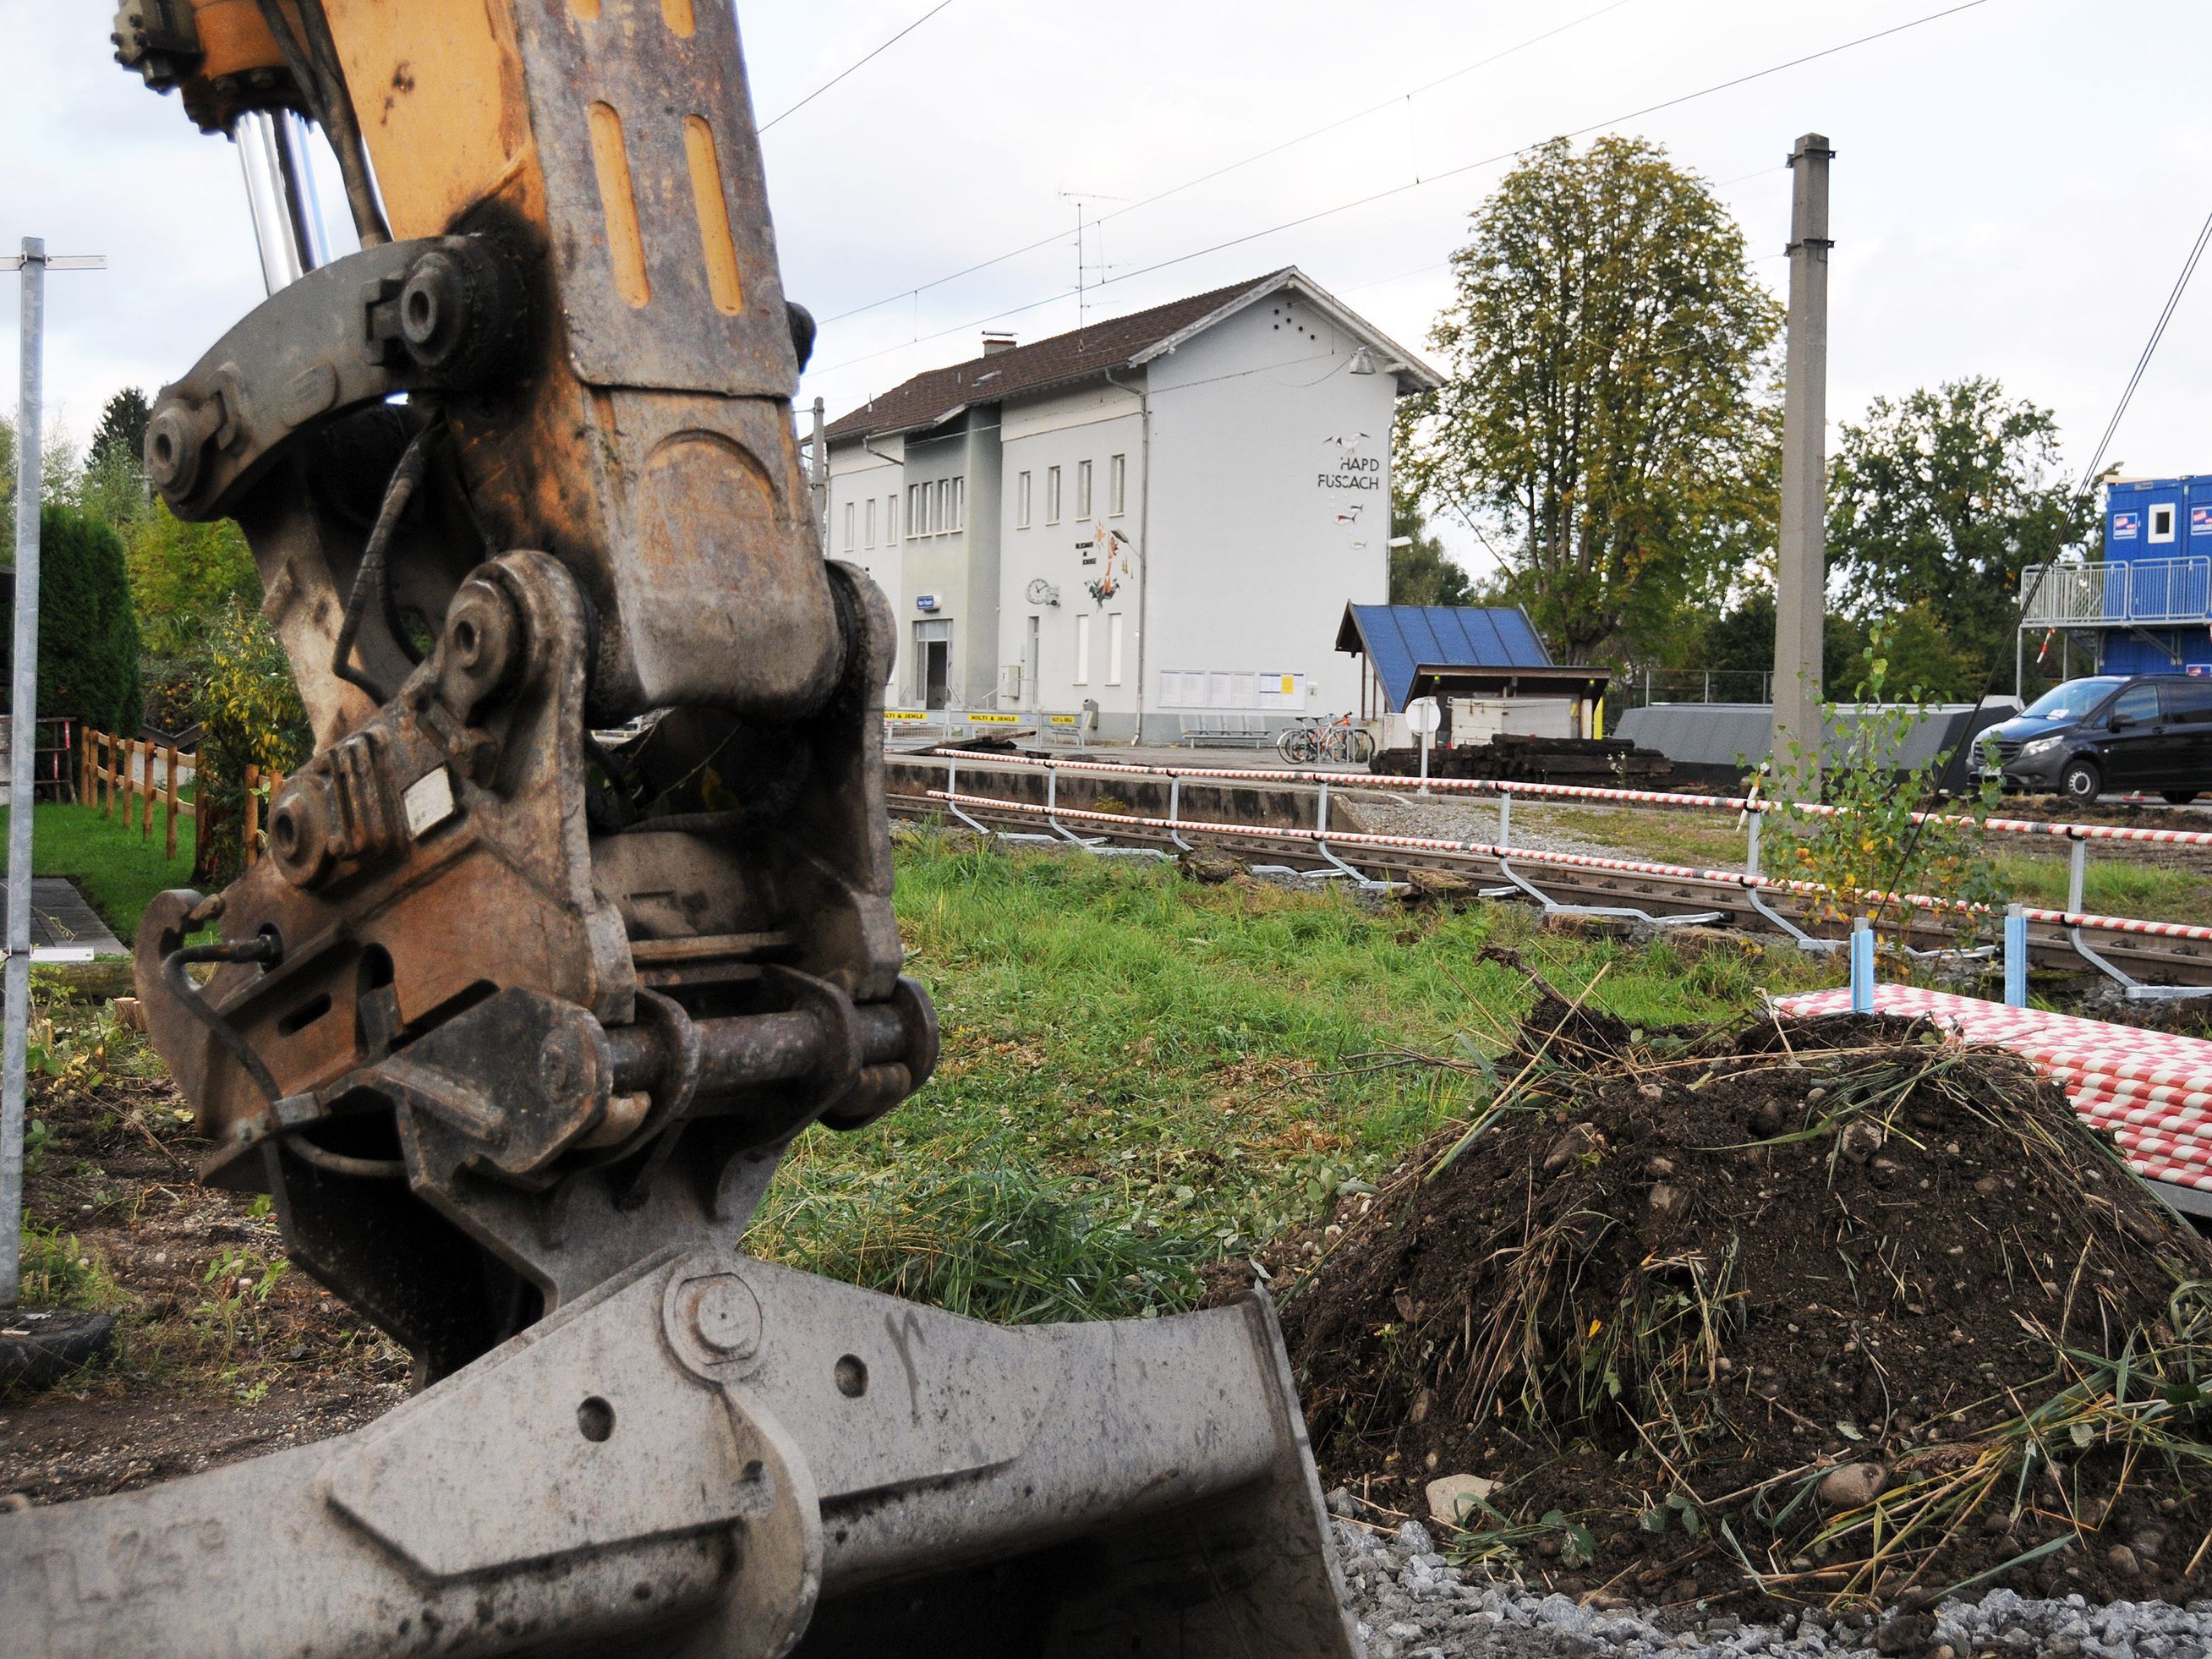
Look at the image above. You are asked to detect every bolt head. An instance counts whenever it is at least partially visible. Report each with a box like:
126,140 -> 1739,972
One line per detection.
686,1273 -> 761,1360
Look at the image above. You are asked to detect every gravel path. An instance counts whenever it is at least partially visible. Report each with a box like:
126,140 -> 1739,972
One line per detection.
1336,1517 -> 2212,1659
1346,791 -> 1620,859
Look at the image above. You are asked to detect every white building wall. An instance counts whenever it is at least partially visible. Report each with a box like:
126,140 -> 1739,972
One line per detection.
827,279 -> 1415,732
1140,294 -> 1397,736
825,437 -> 905,690
995,390 -> 1145,716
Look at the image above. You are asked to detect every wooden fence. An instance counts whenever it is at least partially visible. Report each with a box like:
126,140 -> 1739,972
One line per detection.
77,729 -> 275,864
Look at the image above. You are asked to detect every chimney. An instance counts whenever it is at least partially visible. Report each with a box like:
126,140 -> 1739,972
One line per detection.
982,331 -> 1017,356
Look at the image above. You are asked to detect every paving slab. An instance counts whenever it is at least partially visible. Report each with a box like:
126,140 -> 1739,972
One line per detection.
0,877 -> 128,959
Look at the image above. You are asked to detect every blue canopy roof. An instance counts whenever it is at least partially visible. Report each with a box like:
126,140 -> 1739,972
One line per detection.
1336,604 -> 1595,711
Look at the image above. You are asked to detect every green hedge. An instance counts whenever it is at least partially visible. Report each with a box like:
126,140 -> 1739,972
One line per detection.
25,503 -> 141,736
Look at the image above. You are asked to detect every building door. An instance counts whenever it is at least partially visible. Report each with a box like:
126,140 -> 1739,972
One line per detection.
1025,616 -> 1041,709
916,619 -> 953,709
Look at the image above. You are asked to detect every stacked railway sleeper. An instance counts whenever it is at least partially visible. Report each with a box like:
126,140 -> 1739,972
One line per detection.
1234,1000 -> 2212,1614
1371,733 -> 1680,786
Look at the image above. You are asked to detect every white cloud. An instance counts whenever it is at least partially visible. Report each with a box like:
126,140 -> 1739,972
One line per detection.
7,0 -> 2205,590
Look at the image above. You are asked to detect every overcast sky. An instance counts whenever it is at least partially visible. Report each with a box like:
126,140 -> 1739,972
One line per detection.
5,0 -> 2209,581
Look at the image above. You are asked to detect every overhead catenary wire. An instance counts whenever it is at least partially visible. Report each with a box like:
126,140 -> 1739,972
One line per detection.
759,0 -> 956,134
812,0 -> 1997,378
2072,201 -> 2212,500
813,0 -> 1644,329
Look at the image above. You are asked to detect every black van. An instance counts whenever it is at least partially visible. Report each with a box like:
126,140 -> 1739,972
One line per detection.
1979,674 -> 2212,804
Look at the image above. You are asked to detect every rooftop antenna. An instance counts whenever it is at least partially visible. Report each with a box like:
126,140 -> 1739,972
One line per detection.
1058,189 -> 1127,333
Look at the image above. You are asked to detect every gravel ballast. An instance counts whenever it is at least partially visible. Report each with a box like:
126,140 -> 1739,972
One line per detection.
1337,1517 -> 2212,1659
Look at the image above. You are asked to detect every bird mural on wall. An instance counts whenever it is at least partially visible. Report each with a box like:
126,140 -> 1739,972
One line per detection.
1086,525 -> 1132,605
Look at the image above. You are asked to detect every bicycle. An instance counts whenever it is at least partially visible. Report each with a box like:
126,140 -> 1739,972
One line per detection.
1273,714 -> 1375,766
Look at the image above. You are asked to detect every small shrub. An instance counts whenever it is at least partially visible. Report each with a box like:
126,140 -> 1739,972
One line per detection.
16,1223 -> 121,1310
1768,626 -> 2006,948
192,598 -> 311,886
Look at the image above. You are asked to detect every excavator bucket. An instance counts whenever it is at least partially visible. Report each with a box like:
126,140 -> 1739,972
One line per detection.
2,1253 -> 1361,1656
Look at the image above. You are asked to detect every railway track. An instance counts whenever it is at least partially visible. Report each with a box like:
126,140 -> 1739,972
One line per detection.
887,789 -> 2212,990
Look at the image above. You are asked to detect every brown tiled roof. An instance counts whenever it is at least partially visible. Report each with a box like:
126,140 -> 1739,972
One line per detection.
824,271 -> 1294,442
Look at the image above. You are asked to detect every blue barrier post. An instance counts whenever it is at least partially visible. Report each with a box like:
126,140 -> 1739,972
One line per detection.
1850,917 -> 1875,1015
2004,903 -> 2028,1008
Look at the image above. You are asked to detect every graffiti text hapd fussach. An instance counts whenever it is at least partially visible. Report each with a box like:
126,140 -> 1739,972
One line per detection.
1318,454 -> 1382,490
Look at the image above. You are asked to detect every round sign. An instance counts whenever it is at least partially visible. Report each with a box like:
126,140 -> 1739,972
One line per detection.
1406,697 -> 1442,736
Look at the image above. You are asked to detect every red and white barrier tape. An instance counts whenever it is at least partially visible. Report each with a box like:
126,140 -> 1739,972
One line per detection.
928,750 -> 2212,849
1772,985 -> 2212,1193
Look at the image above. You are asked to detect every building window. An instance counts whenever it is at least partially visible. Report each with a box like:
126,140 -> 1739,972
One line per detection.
950,476 -> 966,532
934,479 -> 949,534
887,494 -> 899,544
1076,460 -> 1092,520
1046,466 -> 1062,524
1016,471 -> 1032,528
2152,504 -> 2177,545
1074,613 -> 1091,685
1109,453 -> 1126,517
1106,612 -> 1124,685
842,501 -> 854,553
864,497 -> 876,550
906,483 -> 923,538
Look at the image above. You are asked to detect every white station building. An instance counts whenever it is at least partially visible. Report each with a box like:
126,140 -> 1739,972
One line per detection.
822,268 -> 1440,742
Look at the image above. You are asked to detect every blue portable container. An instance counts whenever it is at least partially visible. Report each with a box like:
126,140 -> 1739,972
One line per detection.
2085,478 -> 2212,676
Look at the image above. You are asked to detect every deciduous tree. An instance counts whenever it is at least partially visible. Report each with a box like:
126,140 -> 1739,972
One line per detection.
1826,379 -> 2092,680
1399,135 -> 1782,665
1387,484 -> 1474,606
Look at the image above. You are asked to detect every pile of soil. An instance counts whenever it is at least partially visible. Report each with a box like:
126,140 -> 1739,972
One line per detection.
1262,1002 -> 2212,1612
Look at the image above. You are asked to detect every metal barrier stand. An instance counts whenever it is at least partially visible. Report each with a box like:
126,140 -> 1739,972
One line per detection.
2063,830 -> 2212,1000
912,750 -> 2212,984
1486,786 -> 1722,929
1740,804 -> 1840,952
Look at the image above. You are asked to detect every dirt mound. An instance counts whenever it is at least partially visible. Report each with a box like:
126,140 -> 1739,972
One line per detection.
1270,1009 -> 2212,1612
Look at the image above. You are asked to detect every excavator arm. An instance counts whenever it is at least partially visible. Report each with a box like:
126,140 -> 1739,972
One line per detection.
0,5 -> 1362,1654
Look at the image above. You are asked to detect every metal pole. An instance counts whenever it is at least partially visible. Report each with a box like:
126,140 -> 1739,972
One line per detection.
1771,134 -> 1833,783
808,397 -> 828,544
2,238 -> 46,1305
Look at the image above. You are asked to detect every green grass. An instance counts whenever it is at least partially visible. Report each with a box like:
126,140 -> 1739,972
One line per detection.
747,830 -> 1834,1318
0,800 -> 197,944
7,802 -> 1829,1326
